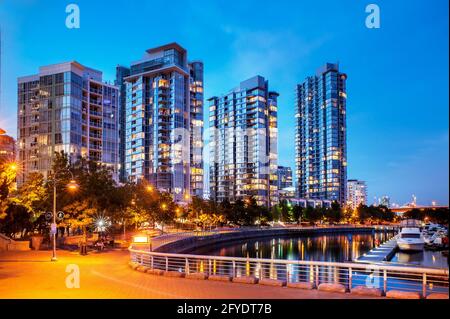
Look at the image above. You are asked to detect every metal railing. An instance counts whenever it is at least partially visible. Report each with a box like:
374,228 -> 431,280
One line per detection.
149,230 -> 231,250
129,248 -> 448,298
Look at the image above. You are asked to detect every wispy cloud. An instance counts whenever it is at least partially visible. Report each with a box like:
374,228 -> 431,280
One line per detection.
220,26 -> 329,85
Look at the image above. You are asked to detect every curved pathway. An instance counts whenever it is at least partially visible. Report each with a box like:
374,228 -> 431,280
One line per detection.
0,250 -> 377,299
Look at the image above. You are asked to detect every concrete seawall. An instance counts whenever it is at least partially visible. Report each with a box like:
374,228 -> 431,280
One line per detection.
155,227 -> 375,253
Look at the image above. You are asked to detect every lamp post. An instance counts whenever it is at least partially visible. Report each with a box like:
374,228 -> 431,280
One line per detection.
51,169 -> 78,261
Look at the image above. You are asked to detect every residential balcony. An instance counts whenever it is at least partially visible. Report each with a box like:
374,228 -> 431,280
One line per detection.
89,143 -> 102,150
90,87 -> 102,95
89,110 -> 102,117
90,99 -> 102,106
89,121 -> 102,128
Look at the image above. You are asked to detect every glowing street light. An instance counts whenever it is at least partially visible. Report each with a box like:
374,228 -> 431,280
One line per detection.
146,185 -> 154,192
67,179 -> 79,191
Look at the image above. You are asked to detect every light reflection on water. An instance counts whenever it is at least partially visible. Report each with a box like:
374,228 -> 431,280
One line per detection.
391,250 -> 448,269
190,232 -> 394,262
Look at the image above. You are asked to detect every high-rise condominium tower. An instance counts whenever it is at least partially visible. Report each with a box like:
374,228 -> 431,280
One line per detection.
295,63 -> 347,204
346,179 -> 367,210
116,43 -> 204,202
209,76 -> 278,207
17,62 -> 119,183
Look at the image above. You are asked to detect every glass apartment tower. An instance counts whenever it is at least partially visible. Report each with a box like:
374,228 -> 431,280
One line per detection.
116,43 -> 204,202
295,63 -> 347,205
17,62 -> 119,184
209,76 -> 278,207
346,179 -> 367,210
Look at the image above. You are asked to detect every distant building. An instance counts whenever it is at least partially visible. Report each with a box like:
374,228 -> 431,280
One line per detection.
0,128 -> 15,164
209,75 -> 279,207
346,179 -> 367,209
277,166 -> 293,190
17,62 -> 119,183
279,186 -> 296,201
380,195 -> 390,208
295,63 -> 347,205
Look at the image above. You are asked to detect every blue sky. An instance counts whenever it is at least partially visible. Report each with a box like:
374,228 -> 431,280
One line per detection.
0,0 -> 448,206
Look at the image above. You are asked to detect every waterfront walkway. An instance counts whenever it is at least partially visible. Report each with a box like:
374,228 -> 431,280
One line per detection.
0,250 -> 377,299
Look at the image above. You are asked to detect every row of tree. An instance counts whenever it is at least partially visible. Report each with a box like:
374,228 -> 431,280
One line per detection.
1,152 -> 448,239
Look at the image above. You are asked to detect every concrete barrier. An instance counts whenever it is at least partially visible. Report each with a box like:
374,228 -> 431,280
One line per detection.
128,262 -> 140,270
0,234 -> 31,251
318,283 -> 346,293
232,276 -> 258,284
163,271 -> 185,278
350,286 -> 383,297
426,293 -> 449,299
209,275 -> 232,282
287,282 -> 314,290
136,266 -> 149,272
146,269 -> 164,275
186,273 -> 208,280
386,290 -> 421,299
259,278 -> 286,287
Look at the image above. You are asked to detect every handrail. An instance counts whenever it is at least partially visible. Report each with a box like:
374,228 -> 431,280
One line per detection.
128,247 -> 448,276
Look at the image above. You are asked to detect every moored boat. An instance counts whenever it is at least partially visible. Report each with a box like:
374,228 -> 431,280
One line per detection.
397,227 -> 425,251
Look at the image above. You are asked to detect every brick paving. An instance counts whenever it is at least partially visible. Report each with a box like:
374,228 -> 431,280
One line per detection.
0,249 -> 377,299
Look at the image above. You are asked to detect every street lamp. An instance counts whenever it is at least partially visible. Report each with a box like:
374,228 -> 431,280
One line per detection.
51,169 -> 78,261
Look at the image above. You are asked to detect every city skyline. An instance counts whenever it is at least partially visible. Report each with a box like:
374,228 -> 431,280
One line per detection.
0,0 -> 448,205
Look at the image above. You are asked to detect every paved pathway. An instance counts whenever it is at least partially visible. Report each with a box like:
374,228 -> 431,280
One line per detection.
0,250 -> 377,299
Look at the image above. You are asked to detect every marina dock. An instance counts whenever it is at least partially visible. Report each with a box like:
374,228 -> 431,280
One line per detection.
355,236 -> 398,263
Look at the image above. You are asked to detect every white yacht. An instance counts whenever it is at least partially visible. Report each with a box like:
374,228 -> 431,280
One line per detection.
397,227 -> 425,251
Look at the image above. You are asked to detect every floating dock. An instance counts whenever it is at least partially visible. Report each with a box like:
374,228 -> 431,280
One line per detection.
355,236 -> 398,263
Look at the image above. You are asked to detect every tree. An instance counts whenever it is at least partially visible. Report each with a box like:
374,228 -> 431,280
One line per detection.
0,162 -> 17,219
325,201 -> 342,223
292,205 -> 303,224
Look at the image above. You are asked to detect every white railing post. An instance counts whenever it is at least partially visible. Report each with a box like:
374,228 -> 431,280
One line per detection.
185,258 -> 189,275
422,273 -> 427,298
383,269 -> 387,295
165,256 -> 169,271
232,260 -> 236,278
151,255 -> 154,269
286,264 -> 290,283
315,265 -> 319,288
348,267 -> 352,292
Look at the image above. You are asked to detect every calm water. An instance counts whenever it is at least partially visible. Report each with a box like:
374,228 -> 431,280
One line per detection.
391,250 -> 448,269
189,231 -> 394,262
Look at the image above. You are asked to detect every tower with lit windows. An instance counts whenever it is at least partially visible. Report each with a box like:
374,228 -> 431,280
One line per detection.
209,75 -> 278,207
116,43 -> 204,202
295,63 -> 347,204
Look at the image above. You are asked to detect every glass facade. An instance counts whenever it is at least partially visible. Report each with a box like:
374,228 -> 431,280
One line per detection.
115,66 -> 130,182
17,62 -> 119,184
346,179 -> 367,210
277,165 -> 293,190
209,76 -> 278,207
295,63 -> 347,204
118,43 -> 203,202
